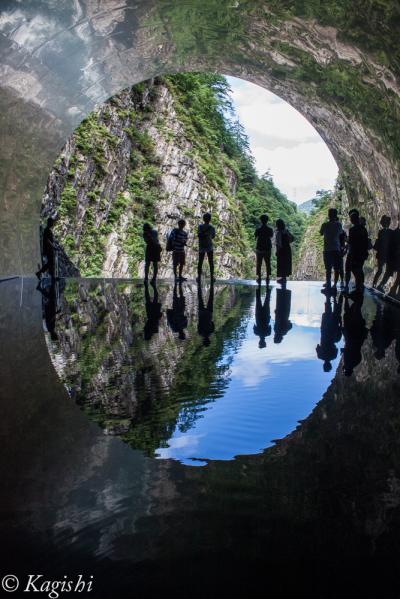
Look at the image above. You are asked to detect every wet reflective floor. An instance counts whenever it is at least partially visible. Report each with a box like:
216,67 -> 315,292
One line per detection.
1,278 -> 400,598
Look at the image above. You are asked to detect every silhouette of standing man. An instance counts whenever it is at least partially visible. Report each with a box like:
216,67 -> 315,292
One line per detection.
36,217 -> 56,280
197,213 -> 216,282
275,219 -> 294,287
320,208 -> 344,290
345,210 -> 369,295
255,214 -> 273,284
253,286 -> 272,348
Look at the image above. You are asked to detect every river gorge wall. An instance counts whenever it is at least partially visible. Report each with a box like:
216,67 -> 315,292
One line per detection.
41,79 -> 251,279
40,74 -> 306,280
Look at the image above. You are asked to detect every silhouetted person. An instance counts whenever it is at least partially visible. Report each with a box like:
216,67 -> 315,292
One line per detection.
274,288 -> 292,343
169,219 -> 188,282
341,295 -> 368,376
344,211 -> 369,295
143,223 -> 161,283
197,212 -> 216,282
253,286 -> 272,348
394,310 -> 400,374
275,219 -> 294,286
36,217 -> 56,280
373,215 -> 392,289
320,208 -> 344,290
379,222 -> 400,297
143,281 -> 162,340
255,214 -> 273,284
316,294 -> 343,372
37,278 -> 60,341
167,282 -> 188,340
370,303 -> 395,360
197,282 -> 215,346
338,225 -> 347,288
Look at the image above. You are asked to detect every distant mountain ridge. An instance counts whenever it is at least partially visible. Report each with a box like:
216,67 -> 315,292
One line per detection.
297,198 -> 317,215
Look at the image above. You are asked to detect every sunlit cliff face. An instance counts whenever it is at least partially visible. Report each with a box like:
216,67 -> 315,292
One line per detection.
1,0 -> 400,275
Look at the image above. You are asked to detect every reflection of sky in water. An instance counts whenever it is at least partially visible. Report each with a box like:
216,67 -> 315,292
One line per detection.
157,282 -> 343,465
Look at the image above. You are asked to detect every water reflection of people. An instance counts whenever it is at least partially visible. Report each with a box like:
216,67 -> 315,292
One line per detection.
167,282 -> 188,340
370,303 -> 395,360
316,294 -> 343,372
274,288 -> 292,344
197,282 -> 215,346
253,286 -> 271,348
341,295 -> 368,376
37,278 -> 62,340
144,281 -> 162,341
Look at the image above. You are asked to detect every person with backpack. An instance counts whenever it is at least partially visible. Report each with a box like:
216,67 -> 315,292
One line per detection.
143,223 -> 161,283
254,214 -> 274,284
197,212 -> 216,282
168,219 -> 188,282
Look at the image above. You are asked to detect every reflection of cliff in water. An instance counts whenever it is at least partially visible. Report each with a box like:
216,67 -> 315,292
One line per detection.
48,280 -> 253,455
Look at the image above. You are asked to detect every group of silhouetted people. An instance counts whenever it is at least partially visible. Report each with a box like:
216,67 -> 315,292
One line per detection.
143,212 -> 216,284
319,207 -> 400,299
143,212 -> 294,286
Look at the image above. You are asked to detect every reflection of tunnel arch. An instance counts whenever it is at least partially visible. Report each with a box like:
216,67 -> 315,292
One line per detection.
1,0 -> 400,276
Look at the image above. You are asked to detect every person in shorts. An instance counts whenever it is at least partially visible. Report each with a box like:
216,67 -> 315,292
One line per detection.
320,208 -> 344,290
170,219 -> 188,282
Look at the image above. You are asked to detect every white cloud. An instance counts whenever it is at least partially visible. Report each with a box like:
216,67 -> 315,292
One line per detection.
226,76 -> 338,203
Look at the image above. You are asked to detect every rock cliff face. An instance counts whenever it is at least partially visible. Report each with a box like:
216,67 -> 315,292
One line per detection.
41,78 -> 249,279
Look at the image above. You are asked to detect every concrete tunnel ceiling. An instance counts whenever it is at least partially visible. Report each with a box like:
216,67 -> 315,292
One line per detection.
1,0 -> 400,276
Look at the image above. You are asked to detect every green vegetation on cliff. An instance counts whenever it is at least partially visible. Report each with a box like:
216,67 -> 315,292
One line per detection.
48,73 -> 306,278
164,73 -> 306,273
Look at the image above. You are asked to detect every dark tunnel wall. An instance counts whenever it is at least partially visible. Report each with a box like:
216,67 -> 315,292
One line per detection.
1,0 -> 400,275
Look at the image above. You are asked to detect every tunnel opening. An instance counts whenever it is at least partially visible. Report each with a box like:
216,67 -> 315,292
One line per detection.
39,72 -> 340,282
3,3 -> 400,594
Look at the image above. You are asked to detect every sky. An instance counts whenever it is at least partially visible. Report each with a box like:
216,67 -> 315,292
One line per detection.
227,76 -> 338,205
